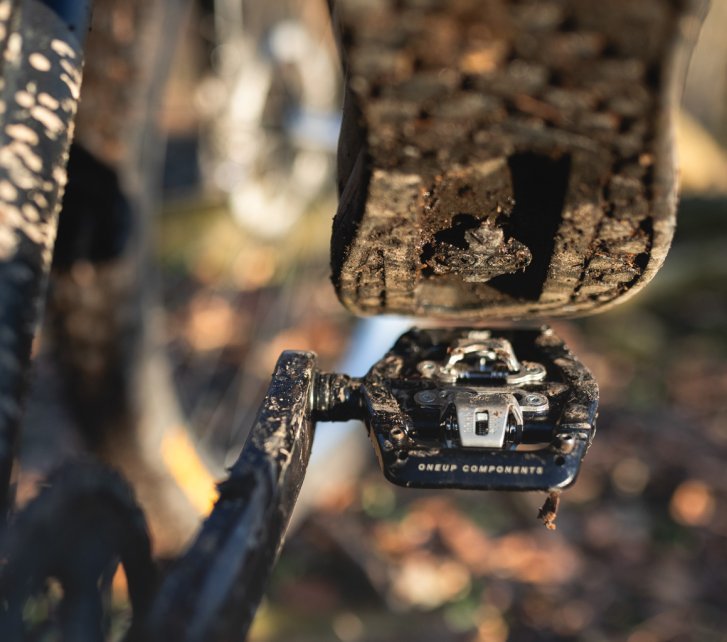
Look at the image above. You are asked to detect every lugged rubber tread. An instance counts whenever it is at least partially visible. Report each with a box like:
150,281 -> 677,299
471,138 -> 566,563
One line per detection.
331,0 -> 706,319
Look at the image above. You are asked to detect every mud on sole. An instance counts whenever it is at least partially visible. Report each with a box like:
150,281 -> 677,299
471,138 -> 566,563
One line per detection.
331,0 -> 706,319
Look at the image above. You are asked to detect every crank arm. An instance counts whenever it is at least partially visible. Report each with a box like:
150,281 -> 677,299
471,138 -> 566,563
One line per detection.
148,326 -> 597,640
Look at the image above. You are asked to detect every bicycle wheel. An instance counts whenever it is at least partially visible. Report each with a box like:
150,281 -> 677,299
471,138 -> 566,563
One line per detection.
44,0 -> 214,558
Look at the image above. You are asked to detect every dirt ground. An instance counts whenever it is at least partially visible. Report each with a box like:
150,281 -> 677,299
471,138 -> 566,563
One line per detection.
153,187 -> 727,642
249,197 -> 727,642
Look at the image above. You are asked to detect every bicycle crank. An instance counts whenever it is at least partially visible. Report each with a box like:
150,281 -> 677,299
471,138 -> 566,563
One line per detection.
149,326 -> 598,637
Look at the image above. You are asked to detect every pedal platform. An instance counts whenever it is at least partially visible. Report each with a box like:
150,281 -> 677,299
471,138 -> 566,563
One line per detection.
280,326 -> 598,494
316,326 -> 598,492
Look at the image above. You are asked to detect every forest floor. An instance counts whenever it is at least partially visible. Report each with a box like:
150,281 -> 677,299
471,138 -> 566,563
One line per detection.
155,191 -> 727,642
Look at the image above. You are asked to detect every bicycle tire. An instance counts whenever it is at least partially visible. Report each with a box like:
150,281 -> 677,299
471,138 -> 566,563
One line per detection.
0,0 -> 85,519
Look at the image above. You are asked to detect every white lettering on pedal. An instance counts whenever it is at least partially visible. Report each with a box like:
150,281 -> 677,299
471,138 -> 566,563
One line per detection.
417,463 -> 544,475
417,463 -> 458,472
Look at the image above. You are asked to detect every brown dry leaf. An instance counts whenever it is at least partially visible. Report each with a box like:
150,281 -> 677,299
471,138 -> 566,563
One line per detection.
183,293 -> 242,352
472,604 -> 509,642
390,552 -> 470,609
550,599 -> 595,637
488,533 -> 580,584
373,510 -> 437,557
412,497 -> 581,584
670,479 -> 716,527
416,497 -> 492,574
259,320 -> 348,372
611,457 -> 650,496
459,41 -> 507,74
667,358 -> 727,419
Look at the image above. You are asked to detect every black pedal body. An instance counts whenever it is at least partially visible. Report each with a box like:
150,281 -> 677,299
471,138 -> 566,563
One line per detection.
360,327 -> 598,491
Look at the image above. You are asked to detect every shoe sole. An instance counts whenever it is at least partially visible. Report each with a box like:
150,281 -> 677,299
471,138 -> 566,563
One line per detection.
331,0 -> 706,319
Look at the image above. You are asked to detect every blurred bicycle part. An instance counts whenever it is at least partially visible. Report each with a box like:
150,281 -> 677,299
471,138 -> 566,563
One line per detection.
197,0 -> 341,239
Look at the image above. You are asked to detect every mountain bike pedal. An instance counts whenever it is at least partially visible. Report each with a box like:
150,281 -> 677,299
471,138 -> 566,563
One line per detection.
315,326 -> 598,492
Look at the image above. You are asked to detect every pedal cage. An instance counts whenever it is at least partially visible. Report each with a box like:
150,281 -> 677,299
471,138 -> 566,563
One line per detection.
356,327 -> 598,491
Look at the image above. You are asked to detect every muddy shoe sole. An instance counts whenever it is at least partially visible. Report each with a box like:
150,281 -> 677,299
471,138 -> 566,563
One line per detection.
331,0 -> 706,319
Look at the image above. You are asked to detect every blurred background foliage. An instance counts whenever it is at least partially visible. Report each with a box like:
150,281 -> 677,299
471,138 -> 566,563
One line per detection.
134,0 -> 727,639
11,0 -> 727,640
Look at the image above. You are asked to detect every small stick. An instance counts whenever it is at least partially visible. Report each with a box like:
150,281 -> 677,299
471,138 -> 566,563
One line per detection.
538,490 -> 561,530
